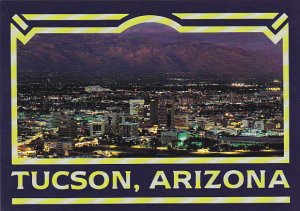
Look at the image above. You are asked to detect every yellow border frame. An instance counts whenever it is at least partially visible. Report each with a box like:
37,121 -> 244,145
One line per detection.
11,13 -> 289,165
12,196 -> 290,205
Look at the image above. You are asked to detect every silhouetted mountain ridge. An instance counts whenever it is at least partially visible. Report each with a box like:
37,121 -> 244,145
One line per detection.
18,33 -> 282,78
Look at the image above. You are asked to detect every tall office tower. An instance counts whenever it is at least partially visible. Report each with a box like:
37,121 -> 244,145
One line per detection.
90,121 -> 106,137
129,99 -> 145,116
150,99 -> 158,125
119,122 -> 139,138
58,117 -> 78,138
104,113 -> 118,134
141,101 -> 151,126
158,103 -> 175,128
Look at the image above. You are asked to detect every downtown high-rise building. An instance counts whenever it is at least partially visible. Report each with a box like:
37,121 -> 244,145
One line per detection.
58,117 -> 78,138
119,122 -> 139,138
158,103 -> 175,128
90,121 -> 106,137
104,113 -> 118,134
129,99 -> 145,116
150,99 -> 159,125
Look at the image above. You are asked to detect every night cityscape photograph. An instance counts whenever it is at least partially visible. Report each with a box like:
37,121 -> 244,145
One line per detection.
17,23 -> 284,158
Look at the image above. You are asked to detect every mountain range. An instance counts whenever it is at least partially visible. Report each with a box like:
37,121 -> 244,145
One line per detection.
18,23 -> 282,79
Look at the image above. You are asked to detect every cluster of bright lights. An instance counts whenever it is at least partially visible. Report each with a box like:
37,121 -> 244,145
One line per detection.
231,83 -> 252,87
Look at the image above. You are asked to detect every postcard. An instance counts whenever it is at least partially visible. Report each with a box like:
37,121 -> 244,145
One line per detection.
0,0 -> 299,210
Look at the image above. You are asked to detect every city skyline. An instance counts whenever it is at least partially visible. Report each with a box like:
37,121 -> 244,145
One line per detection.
17,23 -> 284,159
